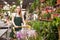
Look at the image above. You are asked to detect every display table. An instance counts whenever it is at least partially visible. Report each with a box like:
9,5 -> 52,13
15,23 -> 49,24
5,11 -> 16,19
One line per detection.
0,20 -> 12,40
0,20 -> 12,29
0,29 -> 8,37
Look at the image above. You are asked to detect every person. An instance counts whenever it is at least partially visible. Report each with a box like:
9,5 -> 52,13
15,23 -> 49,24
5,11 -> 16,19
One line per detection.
4,12 -> 10,23
10,6 -> 23,38
24,12 -> 26,20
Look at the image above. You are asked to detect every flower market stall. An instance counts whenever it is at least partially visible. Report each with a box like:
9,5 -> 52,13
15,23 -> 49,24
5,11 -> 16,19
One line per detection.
0,0 -> 60,40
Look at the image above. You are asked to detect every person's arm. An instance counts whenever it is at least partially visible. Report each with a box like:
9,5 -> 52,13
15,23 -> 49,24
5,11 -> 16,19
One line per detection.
21,12 -> 24,25
12,16 -> 16,27
12,16 -> 17,33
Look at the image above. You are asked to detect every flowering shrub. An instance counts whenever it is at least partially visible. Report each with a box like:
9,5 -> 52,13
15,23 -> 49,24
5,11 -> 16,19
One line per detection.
16,28 -> 36,40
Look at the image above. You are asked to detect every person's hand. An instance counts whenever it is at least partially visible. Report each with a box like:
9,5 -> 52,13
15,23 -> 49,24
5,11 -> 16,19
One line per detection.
15,26 -> 22,28
15,26 -> 19,28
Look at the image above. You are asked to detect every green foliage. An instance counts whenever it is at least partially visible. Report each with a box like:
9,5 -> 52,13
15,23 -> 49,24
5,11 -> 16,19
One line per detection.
29,0 -> 56,13
0,9 -> 3,13
10,6 -> 16,13
29,0 -> 40,13
41,13 -> 51,19
27,20 -> 41,32
46,0 -> 56,6
27,20 -> 59,40
16,0 -> 21,5
53,17 -> 60,26
56,8 -> 60,13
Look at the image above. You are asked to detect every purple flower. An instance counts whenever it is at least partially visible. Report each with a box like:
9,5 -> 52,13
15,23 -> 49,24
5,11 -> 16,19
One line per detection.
16,29 -> 36,39
16,31 -> 27,39
17,32 -> 22,38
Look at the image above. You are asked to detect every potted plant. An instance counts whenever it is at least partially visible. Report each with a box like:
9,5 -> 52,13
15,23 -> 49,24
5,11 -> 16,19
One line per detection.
52,17 -> 60,40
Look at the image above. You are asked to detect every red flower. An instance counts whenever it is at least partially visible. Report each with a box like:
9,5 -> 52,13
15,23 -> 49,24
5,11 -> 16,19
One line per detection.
53,14 -> 59,17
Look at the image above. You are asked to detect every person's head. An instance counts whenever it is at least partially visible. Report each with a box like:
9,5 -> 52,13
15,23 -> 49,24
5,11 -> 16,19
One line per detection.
15,6 -> 21,15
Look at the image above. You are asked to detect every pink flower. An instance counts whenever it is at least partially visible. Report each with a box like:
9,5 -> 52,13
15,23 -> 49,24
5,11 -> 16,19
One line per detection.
27,30 -> 36,37
53,14 -> 59,17
16,31 -> 27,39
17,32 -> 23,38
